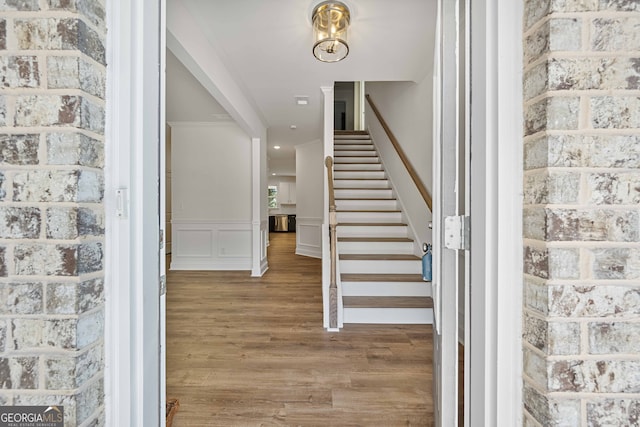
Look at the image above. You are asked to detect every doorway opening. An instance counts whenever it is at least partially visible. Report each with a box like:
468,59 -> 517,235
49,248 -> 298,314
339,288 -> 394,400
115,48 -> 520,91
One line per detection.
334,81 -> 366,131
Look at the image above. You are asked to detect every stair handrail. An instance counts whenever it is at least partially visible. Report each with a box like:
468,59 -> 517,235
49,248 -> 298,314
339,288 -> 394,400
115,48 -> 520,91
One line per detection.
325,155 -> 338,329
365,94 -> 433,211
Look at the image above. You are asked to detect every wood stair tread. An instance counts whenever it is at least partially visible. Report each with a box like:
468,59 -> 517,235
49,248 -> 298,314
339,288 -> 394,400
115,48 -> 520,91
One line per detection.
338,222 -> 407,227
343,296 -> 433,309
340,254 -> 420,261
336,209 -> 401,213
335,130 -> 369,135
338,237 -> 412,242
335,178 -> 387,180
341,273 -> 425,282
335,187 -> 391,190
335,197 -> 396,202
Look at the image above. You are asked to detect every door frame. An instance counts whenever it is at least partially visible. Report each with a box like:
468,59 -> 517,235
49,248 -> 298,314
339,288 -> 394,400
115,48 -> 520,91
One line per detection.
105,0 -> 164,425
104,0 -> 525,424
432,0 -> 461,423
467,0 -> 524,425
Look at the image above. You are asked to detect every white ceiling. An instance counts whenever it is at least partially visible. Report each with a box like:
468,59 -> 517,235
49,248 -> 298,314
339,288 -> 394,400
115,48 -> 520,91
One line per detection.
166,0 -> 437,176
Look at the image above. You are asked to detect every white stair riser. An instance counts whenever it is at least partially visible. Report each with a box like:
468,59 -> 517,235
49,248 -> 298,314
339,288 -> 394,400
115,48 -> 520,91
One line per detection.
334,157 -> 380,164
335,199 -> 398,211
338,240 -> 414,254
335,189 -> 393,199
335,137 -> 371,142
334,180 -> 390,189
333,163 -> 384,171
334,144 -> 374,150
343,308 -> 433,324
333,132 -> 434,326
336,211 -> 402,223
334,150 -> 377,157
341,281 -> 432,297
340,259 -> 422,274
334,171 -> 386,180
338,225 -> 408,238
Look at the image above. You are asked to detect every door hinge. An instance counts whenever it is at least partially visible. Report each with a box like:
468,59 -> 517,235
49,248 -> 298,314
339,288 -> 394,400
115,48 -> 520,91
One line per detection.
160,229 -> 164,250
160,275 -> 167,296
444,215 -> 470,250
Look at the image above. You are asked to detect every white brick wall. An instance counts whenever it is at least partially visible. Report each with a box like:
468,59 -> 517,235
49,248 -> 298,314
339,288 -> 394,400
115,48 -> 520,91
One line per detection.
0,1 -> 106,424
523,0 -> 640,425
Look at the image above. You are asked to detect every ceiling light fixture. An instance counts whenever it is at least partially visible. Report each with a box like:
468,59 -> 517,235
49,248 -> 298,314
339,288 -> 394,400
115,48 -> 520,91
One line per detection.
274,145 -> 281,149
312,1 -> 350,63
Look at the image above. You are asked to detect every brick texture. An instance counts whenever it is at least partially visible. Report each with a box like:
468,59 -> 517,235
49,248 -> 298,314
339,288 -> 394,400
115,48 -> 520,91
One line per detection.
0,1 -> 105,424
523,1 -> 640,425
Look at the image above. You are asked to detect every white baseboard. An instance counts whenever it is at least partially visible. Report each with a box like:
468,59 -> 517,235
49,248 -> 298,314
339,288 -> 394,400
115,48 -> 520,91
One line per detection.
296,246 -> 322,259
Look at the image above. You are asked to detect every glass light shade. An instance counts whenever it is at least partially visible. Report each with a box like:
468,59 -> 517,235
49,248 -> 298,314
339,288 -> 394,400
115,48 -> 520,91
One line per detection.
312,1 -> 350,63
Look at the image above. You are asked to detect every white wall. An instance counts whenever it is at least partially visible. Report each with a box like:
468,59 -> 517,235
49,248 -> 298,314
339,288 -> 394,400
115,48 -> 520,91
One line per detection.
365,78 -> 433,253
170,122 -> 253,270
295,140 -> 324,258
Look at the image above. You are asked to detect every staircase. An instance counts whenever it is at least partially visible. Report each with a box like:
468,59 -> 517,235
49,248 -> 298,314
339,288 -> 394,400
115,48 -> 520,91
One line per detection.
333,131 -> 433,324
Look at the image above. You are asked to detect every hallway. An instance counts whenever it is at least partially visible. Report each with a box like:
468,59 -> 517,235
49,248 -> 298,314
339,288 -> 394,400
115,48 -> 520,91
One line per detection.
166,232 -> 434,425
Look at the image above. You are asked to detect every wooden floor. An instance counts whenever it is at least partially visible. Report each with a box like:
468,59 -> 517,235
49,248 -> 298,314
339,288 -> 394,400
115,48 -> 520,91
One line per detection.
166,232 -> 434,426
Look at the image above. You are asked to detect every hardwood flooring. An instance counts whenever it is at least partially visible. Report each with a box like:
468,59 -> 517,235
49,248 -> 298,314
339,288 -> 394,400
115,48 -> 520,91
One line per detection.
166,232 -> 434,426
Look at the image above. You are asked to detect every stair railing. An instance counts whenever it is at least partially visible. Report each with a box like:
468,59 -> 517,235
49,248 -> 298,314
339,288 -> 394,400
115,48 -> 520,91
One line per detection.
325,155 -> 338,329
365,94 -> 433,211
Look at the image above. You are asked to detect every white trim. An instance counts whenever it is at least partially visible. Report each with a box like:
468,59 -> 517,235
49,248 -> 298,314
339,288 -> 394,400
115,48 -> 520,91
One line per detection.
468,0 -> 524,425
495,0 -> 524,424
171,260 -> 251,270
252,137 -> 266,277
105,0 -> 163,425
433,0 -> 461,424
104,1 -> 132,425
159,0 -> 167,422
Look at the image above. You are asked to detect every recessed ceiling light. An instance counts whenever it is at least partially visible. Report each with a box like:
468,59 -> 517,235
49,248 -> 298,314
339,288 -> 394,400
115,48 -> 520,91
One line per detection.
274,145 -> 281,149
290,125 -> 297,130
272,173 -> 276,176
295,96 -> 309,106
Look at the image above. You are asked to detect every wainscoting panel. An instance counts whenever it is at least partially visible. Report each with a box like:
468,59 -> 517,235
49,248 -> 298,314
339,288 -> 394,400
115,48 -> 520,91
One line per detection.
177,229 -> 213,257
171,220 -> 252,270
296,217 -> 323,258
218,230 -> 251,257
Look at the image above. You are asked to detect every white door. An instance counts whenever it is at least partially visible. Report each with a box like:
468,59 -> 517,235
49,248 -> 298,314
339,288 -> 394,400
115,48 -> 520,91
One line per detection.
159,0 -> 168,422
432,0 -> 464,425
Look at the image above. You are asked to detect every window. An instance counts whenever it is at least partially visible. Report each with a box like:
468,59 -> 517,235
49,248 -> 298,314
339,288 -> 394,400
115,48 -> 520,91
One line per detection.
268,185 -> 278,208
